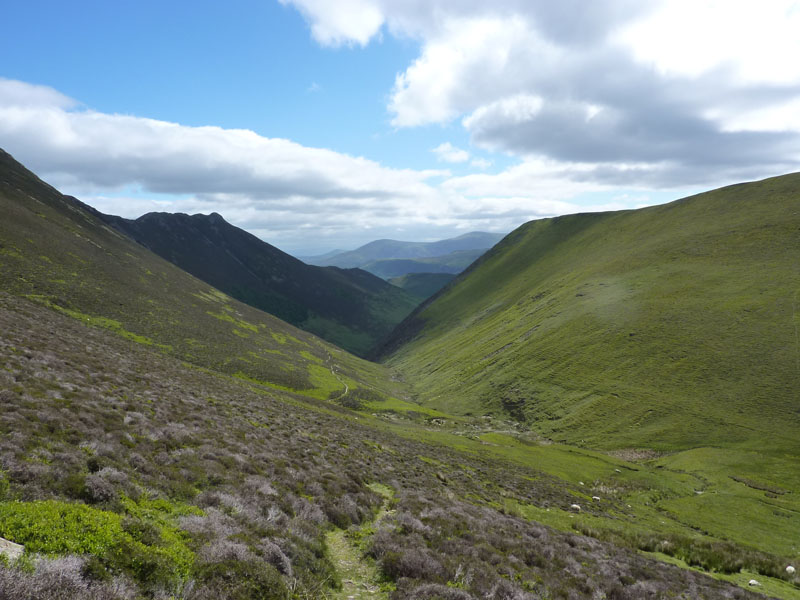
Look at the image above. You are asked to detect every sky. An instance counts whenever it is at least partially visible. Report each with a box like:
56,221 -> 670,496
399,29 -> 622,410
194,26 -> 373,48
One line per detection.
2,1 -> 800,255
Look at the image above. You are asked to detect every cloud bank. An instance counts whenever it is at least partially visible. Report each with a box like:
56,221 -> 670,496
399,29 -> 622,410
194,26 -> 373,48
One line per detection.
5,0 -> 800,252
0,78 -> 620,252
286,0 -> 800,187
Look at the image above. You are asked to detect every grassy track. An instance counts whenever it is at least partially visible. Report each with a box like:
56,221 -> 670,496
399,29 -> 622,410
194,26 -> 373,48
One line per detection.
326,485 -> 393,600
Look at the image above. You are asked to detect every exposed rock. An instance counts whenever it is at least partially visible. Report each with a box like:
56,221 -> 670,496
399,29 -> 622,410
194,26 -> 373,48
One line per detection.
0,537 -> 23,561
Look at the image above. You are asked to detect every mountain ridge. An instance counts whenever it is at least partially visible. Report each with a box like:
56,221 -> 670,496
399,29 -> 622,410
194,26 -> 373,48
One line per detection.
76,204 -> 418,357
303,231 -> 504,269
0,148 -> 399,397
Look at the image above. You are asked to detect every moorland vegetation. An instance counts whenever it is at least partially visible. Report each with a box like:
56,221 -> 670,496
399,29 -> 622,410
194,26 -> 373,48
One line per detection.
1,148 -> 798,599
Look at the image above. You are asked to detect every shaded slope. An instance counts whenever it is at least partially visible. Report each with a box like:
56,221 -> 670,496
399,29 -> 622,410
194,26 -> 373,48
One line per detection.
305,231 -> 504,269
89,209 -> 417,356
0,148 -> 396,398
360,248 -> 485,279
379,174 -> 800,450
388,272 -> 456,301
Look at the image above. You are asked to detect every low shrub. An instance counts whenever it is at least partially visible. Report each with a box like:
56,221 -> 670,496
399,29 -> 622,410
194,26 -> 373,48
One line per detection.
0,498 -> 196,592
193,558 -> 288,600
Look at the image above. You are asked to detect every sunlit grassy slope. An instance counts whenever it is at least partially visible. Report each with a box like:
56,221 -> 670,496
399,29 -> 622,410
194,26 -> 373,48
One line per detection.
380,174 -> 800,451
0,149 -> 397,400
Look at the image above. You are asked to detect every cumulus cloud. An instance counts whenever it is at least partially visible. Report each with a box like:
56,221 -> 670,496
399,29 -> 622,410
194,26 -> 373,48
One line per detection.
287,0 -> 800,188
0,77 -> 444,203
432,142 -> 469,163
0,78 -> 460,251
278,0 -> 384,46
2,78 -> 571,253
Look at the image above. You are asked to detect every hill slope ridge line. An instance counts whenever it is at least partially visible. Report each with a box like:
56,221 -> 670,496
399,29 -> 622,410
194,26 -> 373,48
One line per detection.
380,173 -> 800,450
71,202 -> 418,357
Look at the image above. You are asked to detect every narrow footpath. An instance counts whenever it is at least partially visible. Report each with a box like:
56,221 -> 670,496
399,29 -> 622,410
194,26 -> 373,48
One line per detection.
326,483 -> 394,600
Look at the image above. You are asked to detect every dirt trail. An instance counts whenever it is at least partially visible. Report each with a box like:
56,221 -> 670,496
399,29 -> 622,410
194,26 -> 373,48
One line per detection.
326,484 -> 394,600
326,352 -> 349,402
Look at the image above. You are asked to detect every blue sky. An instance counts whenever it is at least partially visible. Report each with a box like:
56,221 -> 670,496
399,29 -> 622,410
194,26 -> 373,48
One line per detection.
2,1 -> 800,254
3,1 -> 418,160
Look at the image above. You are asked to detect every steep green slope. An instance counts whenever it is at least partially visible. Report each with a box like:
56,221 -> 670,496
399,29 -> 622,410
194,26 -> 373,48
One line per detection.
87,209 -> 417,356
305,232 -> 503,268
388,272 -> 456,301
0,148 -> 395,399
380,174 -> 800,451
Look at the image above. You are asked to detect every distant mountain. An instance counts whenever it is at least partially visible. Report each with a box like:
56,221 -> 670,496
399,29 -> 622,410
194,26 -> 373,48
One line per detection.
300,248 -> 345,262
304,232 -> 505,269
377,174 -> 800,451
361,249 -> 485,279
86,209 -> 418,357
388,272 -> 456,301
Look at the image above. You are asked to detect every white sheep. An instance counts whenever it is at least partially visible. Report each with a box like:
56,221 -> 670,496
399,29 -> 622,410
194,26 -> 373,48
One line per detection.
570,504 -> 581,512
787,565 -> 796,575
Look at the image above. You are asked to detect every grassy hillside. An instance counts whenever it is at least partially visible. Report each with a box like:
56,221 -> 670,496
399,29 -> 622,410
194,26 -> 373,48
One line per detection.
0,148 -> 397,400
0,292 -> 767,599
88,209 -> 417,357
305,232 -> 503,269
380,174 -> 800,452
388,272 -> 456,301
3,148 -> 799,598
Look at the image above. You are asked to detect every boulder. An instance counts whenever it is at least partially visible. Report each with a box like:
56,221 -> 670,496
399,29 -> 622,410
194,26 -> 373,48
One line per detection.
0,537 -> 23,561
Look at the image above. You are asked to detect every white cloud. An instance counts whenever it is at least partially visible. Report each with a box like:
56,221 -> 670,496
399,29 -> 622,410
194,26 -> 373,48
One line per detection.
287,1 -> 800,187
0,78 -> 76,109
389,15 -> 549,127
0,78 -> 469,252
432,142 -> 469,163
463,94 -> 545,132
616,0 -> 800,85
0,76 -> 766,255
470,158 -> 492,169
0,78 -> 442,203
279,0 -> 384,46
443,157 -> 605,200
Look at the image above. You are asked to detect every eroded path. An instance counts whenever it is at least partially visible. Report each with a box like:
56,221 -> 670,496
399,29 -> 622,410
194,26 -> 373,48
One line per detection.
326,352 -> 349,402
326,483 -> 394,600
